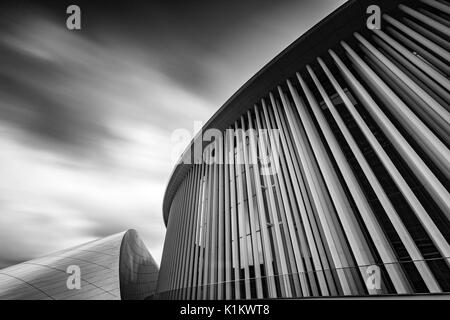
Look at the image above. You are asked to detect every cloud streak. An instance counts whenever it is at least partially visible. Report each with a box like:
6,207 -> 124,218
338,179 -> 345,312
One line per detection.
0,0 -> 345,268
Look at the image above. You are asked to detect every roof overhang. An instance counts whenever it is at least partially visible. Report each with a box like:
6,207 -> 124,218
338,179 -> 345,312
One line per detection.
162,0 -> 412,226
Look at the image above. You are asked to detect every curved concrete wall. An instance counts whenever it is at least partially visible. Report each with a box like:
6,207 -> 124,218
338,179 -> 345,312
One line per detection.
119,229 -> 159,300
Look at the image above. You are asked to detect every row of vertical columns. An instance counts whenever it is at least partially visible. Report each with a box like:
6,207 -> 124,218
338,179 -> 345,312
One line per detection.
156,0 -> 450,298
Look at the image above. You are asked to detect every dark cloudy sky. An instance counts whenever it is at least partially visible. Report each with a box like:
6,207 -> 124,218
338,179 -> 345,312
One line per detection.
0,0 -> 345,268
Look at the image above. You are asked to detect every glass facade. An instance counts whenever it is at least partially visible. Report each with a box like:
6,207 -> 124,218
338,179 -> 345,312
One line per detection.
157,0 -> 450,299
0,229 -> 159,300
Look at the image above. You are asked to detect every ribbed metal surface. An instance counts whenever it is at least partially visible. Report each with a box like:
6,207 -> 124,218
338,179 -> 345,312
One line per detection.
156,0 -> 450,299
0,230 -> 159,300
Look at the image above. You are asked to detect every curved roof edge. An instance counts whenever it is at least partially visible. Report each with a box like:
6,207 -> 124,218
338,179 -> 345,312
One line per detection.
162,0 -> 411,225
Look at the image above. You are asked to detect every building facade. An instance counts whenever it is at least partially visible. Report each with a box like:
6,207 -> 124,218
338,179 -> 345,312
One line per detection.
0,230 -> 159,300
156,0 -> 450,299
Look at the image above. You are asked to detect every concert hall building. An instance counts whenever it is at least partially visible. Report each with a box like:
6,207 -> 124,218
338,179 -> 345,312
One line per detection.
155,0 -> 450,299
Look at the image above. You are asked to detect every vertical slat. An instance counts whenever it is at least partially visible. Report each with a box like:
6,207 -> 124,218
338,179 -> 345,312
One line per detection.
167,199 -> 180,298
355,32 -> 450,180
234,121 -> 252,299
262,99 -> 305,297
186,165 -> 201,299
280,83 -> 359,296
179,175 -> 193,298
192,163 -> 206,300
169,180 -> 185,298
370,34 -> 450,125
342,40 -> 450,219
224,129 -> 233,299
240,115 -> 265,298
182,166 -> 200,298
384,27 -> 450,75
386,11 -> 450,64
247,109 -> 278,298
202,147 -> 215,300
314,57 -> 441,293
286,79 -> 391,294
166,184 -> 180,297
179,169 -> 194,298
269,93 -> 330,296
382,15 -> 450,72
209,139 -> 219,300
417,8 -> 450,28
298,68 -> 413,294
402,17 -> 450,52
197,151 -> 211,299
399,4 -> 450,36
273,97 -> 339,296
269,94 -> 322,296
217,134 -> 225,300
260,99 -> 304,297
228,127 -> 242,299
420,0 -> 450,15
329,47 -> 450,265
174,176 -> 190,298
261,100 -> 309,297
254,104 -> 292,297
